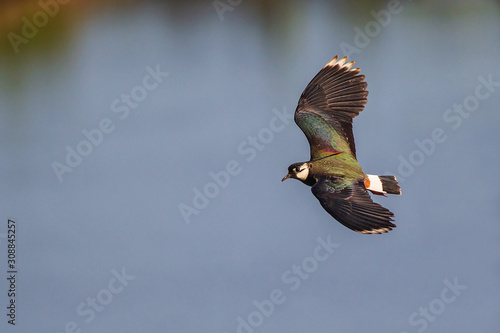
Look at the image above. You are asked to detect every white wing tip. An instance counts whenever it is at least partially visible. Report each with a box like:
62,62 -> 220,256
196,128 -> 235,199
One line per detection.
325,55 -> 339,67
324,55 -> 355,69
358,227 -> 392,234
337,56 -> 348,67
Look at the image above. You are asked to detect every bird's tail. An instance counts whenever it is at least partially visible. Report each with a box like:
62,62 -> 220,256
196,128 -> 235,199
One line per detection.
364,175 -> 402,196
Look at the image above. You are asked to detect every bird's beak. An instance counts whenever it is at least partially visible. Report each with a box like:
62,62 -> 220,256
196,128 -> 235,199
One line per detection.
281,173 -> 291,182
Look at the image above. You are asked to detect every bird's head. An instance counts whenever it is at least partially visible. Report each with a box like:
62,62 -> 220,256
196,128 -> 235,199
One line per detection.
282,162 -> 310,182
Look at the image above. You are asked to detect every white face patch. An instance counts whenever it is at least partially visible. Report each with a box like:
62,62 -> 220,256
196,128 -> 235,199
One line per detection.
295,164 -> 310,181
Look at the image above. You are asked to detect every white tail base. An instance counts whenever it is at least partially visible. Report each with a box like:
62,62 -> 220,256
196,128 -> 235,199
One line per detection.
366,174 -> 385,194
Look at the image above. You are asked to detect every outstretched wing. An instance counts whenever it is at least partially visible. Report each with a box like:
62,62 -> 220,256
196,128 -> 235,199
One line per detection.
311,177 -> 396,234
294,56 -> 368,160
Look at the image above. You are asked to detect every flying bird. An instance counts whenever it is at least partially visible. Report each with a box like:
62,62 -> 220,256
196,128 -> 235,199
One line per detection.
282,55 -> 401,234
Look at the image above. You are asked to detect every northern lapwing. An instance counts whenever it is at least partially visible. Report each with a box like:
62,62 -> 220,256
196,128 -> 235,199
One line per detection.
282,55 -> 402,234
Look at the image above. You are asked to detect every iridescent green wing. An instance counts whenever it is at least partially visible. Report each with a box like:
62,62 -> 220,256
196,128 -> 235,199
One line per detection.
311,177 -> 396,234
294,56 -> 368,160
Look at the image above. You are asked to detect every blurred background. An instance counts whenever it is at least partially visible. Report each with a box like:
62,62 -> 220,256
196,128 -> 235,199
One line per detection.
1,0 -> 499,332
